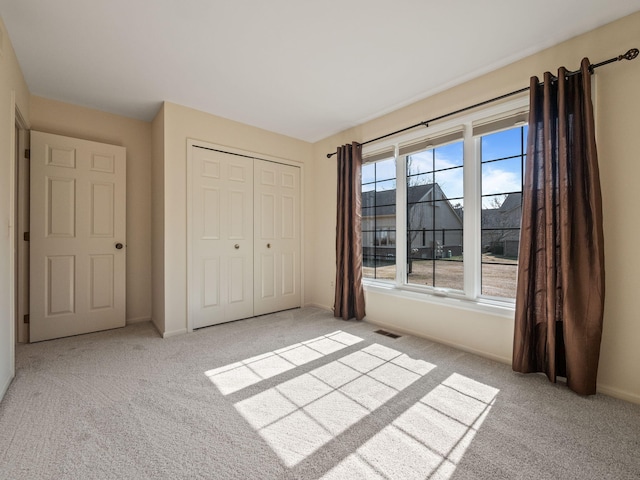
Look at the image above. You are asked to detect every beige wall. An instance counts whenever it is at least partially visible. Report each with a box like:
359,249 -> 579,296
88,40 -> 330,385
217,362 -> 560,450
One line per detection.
151,105 -> 165,334
29,96 -> 152,324
3,10 -> 639,404
159,102 -> 314,336
0,16 -> 30,400
310,12 -> 640,403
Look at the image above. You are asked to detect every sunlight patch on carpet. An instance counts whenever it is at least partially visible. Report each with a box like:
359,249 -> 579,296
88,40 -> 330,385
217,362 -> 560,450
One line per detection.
321,373 -> 499,480
233,342 -> 436,467
204,330 -> 363,394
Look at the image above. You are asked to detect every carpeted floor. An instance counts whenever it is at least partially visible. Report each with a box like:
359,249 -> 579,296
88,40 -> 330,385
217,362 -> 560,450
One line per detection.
0,307 -> 639,479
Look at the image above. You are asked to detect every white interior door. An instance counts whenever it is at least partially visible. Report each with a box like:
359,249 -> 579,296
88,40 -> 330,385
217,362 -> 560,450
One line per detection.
190,147 -> 254,329
29,131 -> 126,342
254,160 -> 301,316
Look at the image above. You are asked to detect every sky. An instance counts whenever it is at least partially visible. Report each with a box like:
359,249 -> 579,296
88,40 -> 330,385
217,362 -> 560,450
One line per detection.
362,125 -> 527,209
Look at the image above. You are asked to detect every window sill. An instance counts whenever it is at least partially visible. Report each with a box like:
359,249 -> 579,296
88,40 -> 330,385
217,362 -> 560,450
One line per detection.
363,280 -> 515,319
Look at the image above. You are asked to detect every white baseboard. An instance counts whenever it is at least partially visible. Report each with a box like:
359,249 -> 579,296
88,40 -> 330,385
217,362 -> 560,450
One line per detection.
126,316 -> 151,325
597,383 -> 640,405
363,317 -> 512,365
163,328 -> 187,339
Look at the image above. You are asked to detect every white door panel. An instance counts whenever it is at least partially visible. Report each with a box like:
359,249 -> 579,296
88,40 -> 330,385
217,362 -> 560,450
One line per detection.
30,131 -> 126,342
254,160 -> 301,316
190,147 -> 253,328
189,146 -> 300,328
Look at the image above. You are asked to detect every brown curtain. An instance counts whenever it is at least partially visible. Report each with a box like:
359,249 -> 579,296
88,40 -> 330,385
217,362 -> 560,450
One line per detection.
334,142 -> 366,320
513,58 -> 605,395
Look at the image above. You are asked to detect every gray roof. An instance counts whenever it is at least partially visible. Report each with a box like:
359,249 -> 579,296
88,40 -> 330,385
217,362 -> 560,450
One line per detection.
362,183 -> 465,231
499,192 -> 522,212
362,184 -> 435,216
481,193 -> 522,231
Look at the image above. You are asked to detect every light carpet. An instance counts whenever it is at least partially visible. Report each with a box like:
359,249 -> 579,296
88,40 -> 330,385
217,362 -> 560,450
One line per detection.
1,307 -> 639,479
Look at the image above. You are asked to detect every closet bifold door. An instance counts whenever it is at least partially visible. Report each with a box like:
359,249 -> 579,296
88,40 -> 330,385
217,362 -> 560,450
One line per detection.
253,159 -> 301,316
189,147 -> 254,329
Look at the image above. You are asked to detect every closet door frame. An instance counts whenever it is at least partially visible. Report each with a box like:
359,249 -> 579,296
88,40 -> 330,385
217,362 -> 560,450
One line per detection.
186,139 -> 305,333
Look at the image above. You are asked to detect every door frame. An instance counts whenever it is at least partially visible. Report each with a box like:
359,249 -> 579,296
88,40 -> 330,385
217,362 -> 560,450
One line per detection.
186,139 -> 305,333
15,107 -> 29,344
10,97 -> 30,368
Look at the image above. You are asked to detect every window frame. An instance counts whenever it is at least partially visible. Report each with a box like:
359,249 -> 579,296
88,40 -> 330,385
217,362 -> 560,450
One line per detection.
361,95 -> 529,316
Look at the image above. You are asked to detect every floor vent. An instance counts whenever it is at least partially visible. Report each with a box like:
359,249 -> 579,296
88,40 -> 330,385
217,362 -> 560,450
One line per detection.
374,329 -> 401,339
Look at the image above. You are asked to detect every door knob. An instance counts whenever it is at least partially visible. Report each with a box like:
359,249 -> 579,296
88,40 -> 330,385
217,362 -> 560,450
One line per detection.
115,243 -> 124,250
234,244 -> 240,249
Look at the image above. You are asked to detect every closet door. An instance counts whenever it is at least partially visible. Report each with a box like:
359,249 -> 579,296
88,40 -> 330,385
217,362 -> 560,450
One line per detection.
254,160 -> 301,316
190,147 -> 254,329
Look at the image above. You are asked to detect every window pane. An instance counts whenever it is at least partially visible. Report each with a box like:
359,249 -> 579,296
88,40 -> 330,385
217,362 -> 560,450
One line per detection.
374,190 -> 395,208
407,171 -> 432,187
362,163 -> 375,185
434,142 -> 464,169
436,200 -> 462,230
407,257 -> 464,291
362,206 -> 375,217
406,140 -> 463,291
407,151 -> 433,175
407,259 -> 433,287
375,158 -> 396,181
435,259 -> 464,291
376,179 -> 396,192
480,125 -> 525,298
481,157 -> 522,196
482,194 -> 522,230
362,157 -> 396,281
434,167 -> 464,202
362,182 -> 374,193
480,262 -> 517,298
481,127 -> 523,162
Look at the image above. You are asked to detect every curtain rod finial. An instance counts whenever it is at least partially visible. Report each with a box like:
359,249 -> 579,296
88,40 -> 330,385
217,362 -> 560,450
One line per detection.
621,48 -> 638,61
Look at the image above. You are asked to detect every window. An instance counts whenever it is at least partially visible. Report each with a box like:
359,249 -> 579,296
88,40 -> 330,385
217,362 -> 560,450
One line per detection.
361,98 -> 528,307
480,125 -> 526,299
362,155 -> 396,281
375,228 -> 395,246
406,140 -> 464,291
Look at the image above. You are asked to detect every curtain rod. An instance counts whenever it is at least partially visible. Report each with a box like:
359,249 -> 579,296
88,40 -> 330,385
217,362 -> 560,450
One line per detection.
326,48 -> 639,158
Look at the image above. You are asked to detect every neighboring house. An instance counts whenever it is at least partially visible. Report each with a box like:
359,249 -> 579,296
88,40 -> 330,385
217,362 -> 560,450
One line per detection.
362,183 -> 463,264
481,192 -> 522,258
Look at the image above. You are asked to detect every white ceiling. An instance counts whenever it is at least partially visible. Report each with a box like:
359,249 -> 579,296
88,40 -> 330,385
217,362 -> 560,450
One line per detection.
2,1 -> 639,142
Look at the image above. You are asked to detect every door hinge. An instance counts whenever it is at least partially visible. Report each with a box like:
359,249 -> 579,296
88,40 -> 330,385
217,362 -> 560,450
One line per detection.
24,314 -> 29,324
25,148 -> 30,160
23,232 -> 30,241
